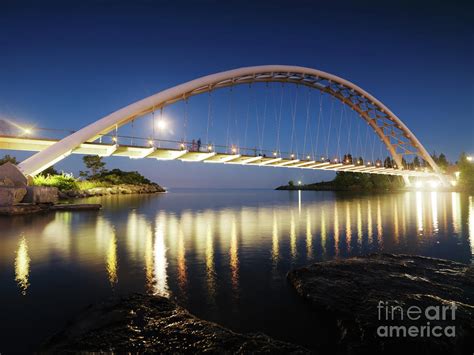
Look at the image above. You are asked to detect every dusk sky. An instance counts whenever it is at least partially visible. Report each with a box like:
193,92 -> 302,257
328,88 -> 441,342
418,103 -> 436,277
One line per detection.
0,0 -> 472,188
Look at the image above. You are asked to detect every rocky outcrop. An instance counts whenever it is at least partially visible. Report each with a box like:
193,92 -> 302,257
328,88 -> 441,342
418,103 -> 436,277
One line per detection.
0,162 -> 27,187
0,186 -> 27,206
59,183 -> 165,199
41,293 -> 309,354
23,186 -> 58,204
287,254 -> 474,355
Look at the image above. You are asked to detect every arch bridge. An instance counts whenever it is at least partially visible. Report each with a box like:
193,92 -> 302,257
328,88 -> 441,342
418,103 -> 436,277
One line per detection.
3,65 -> 445,184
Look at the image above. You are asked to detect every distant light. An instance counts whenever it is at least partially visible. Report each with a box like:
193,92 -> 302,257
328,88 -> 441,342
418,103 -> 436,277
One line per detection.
306,155 -> 311,160
429,180 -> 440,189
290,153 -> 295,159
156,120 -> 167,130
367,161 -> 372,166
345,159 -> 349,163
273,151 -> 277,156
112,136 -> 117,143
298,180 -> 302,185
321,156 -> 325,161
23,128 -> 32,135
231,147 -> 237,154
357,160 -> 361,164
334,158 -> 338,163
393,164 -> 397,169
376,162 -> 381,167
467,156 -> 473,162
207,145 -> 213,151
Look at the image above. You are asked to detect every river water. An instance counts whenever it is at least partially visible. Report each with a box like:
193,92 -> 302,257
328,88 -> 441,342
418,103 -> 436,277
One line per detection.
0,189 -> 473,352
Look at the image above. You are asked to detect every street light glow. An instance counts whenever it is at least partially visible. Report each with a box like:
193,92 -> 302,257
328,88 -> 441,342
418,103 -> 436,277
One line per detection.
467,156 -> 473,162
156,119 -> 167,130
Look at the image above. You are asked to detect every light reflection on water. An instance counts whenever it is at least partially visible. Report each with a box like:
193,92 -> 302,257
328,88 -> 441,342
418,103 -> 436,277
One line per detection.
0,189 -> 473,352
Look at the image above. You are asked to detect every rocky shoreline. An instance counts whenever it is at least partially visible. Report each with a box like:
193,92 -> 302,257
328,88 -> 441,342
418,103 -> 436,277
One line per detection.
58,183 -> 166,199
37,254 -> 474,353
287,254 -> 474,354
41,293 -> 309,354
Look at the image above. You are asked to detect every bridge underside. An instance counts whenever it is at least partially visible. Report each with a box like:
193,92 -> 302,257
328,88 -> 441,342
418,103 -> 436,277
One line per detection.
0,135 -> 435,178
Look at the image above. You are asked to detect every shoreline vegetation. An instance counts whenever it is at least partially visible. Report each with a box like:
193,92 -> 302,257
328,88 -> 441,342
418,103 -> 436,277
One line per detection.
0,154 -> 166,199
276,172 -> 405,192
276,152 -> 474,192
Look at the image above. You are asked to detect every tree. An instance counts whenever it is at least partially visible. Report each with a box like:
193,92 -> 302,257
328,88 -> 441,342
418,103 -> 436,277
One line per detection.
413,156 -> 421,168
288,180 -> 295,187
81,155 -> 106,178
0,154 -> 18,165
458,152 -> 474,191
383,156 -> 393,168
41,165 -> 59,176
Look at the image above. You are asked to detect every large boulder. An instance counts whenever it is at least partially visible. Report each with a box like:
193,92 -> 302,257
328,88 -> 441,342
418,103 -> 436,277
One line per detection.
0,186 -> 27,206
0,162 -> 27,187
23,186 -> 58,204
287,254 -> 473,355
41,293 -> 309,353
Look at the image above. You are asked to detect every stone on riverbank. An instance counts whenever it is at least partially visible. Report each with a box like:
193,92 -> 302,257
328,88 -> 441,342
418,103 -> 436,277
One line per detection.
287,254 -> 474,355
23,186 -> 58,204
41,293 -> 309,354
0,162 -> 27,187
0,186 -> 27,206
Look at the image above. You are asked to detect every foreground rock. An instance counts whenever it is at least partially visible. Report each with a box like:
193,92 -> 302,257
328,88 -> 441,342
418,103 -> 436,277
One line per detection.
0,186 -> 27,205
287,254 -> 473,355
59,183 -> 165,199
41,293 -> 309,354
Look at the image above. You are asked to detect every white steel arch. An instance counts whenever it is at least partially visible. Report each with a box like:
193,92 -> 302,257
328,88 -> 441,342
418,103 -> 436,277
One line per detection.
18,65 -> 442,178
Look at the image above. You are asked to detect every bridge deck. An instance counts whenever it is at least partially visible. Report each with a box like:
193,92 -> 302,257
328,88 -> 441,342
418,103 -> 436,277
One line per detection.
0,135 -> 434,177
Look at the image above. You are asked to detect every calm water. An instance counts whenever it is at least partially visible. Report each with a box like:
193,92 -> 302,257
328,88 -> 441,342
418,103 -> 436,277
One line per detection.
1,189 -> 473,353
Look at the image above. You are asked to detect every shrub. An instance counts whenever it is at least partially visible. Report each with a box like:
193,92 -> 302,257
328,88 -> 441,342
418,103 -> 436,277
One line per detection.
32,173 -> 79,191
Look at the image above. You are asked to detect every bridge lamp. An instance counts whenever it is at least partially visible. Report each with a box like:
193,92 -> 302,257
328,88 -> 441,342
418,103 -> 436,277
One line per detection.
290,153 -> 295,159
180,143 -> 185,150
357,160 -> 361,165
298,180 -> 302,185
148,140 -> 154,146
207,145 -> 213,152
334,158 -> 338,163
376,162 -> 381,167
231,147 -> 237,154
112,136 -> 118,143
306,155 -> 311,160
367,161 -> 372,166
156,119 -> 167,131
273,151 -> 278,157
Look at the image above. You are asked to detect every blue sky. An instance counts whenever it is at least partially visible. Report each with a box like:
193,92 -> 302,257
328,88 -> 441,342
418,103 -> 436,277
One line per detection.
0,0 -> 472,188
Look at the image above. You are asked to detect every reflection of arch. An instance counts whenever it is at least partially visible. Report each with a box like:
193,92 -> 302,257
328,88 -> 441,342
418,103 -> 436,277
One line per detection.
18,65 -> 441,177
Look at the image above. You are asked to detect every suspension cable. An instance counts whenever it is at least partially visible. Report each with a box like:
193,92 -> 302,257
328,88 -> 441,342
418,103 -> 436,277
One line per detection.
325,96 -> 335,159
314,91 -> 323,159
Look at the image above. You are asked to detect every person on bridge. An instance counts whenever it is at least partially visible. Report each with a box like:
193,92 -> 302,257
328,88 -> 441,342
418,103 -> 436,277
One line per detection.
197,138 -> 201,152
